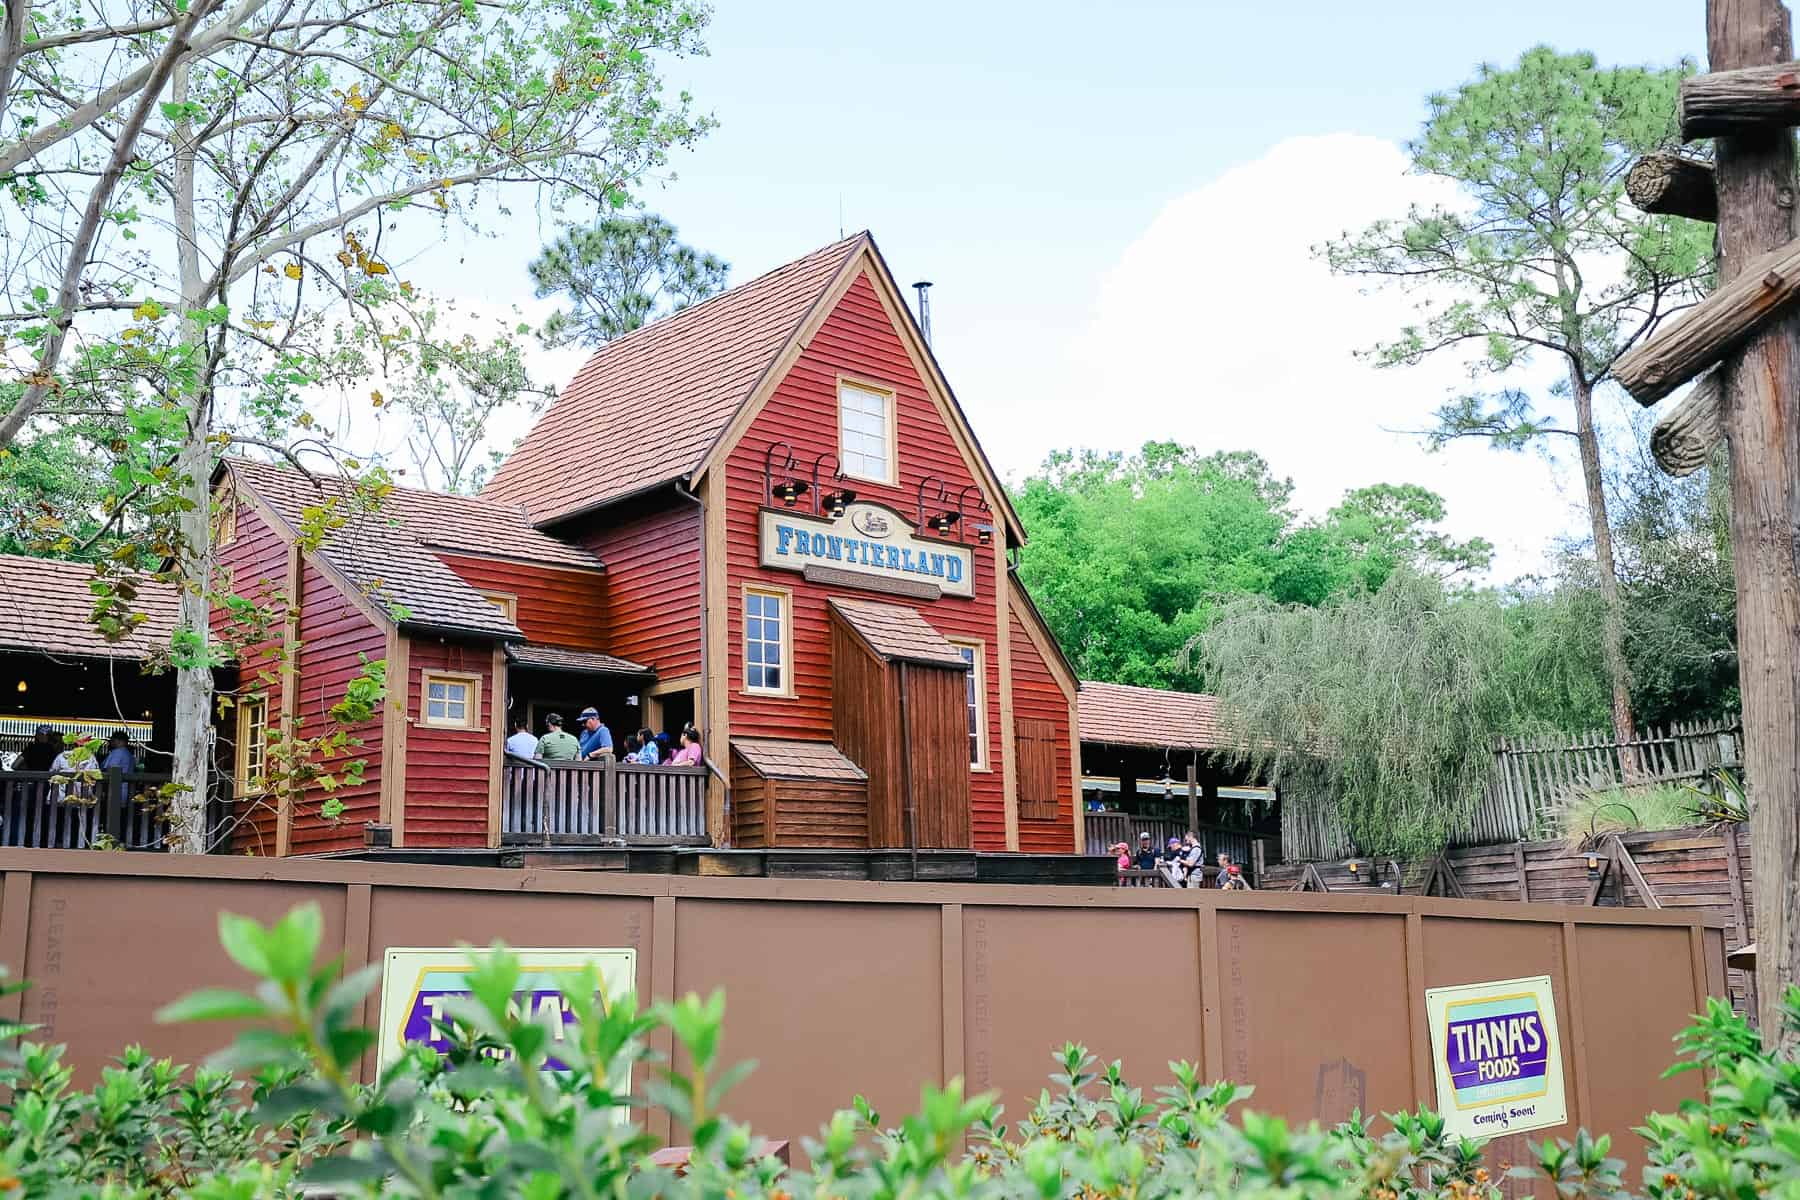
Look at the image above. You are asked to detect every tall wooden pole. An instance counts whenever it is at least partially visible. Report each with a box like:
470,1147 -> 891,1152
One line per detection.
1709,0 -> 1800,1049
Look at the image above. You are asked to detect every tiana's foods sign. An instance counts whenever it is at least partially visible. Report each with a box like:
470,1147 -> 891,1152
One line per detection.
1424,975 -> 1568,1139
759,502 -> 975,598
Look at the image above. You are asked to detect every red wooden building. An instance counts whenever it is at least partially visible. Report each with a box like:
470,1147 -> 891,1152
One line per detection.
212,233 -> 1083,859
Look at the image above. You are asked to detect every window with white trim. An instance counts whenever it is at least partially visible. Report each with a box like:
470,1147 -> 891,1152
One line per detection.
421,671 -> 481,729
839,381 -> 894,483
744,588 -> 788,694
482,592 -> 517,621
950,640 -> 986,768
236,695 -> 268,794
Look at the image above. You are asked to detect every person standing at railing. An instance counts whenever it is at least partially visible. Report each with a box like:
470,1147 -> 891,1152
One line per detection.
537,713 -> 580,762
667,727 -> 702,766
505,718 -> 538,758
629,728 -> 660,765
577,708 -> 613,761
10,726 -> 59,772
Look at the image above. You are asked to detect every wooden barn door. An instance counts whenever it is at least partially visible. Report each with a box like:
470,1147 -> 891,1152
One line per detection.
1014,717 -> 1059,822
901,663 -> 973,849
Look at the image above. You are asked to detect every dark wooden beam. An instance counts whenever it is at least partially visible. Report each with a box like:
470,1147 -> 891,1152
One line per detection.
1613,233 -> 1800,404
1682,59 -> 1800,138
1626,153 -> 1719,221
1651,369 -> 1723,476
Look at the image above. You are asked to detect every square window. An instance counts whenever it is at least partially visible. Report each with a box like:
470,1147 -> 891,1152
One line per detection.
421,672 -> 480,729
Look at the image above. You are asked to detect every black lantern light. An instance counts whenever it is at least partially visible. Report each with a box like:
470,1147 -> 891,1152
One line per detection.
807,452 -> 854,518
974,523 -> 994,545
823,488 -> 856,518
763,441 -> 808,508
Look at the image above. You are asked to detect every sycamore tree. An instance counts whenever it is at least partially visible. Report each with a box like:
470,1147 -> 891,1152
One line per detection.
1321,46 -> 1712,759
530,211 -> 726,347
0,0 -> 712,847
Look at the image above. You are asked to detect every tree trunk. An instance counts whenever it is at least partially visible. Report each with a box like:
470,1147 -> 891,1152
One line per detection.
1570,370 -> 1640,770
169,58 -> 213,853
1708,0 -> 1800,1052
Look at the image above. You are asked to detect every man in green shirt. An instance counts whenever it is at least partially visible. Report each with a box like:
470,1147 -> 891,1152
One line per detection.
536,713 -> 580,762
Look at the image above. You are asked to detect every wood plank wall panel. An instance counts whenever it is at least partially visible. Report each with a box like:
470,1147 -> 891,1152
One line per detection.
435,553 -> 607,650
288,561 -> 387,853
579,497 -> 701,679
769,779 -> 870,848
401,636 -> 495,847
729,756 -> 769,848
1008,610 -> 1072,852
722,271 -> 1006,848
211,501 -> 292,855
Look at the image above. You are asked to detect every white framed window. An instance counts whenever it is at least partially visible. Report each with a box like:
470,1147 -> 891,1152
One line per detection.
949,640 -> 987,769
236,694 -> 268,794
482,592 -> 517,622
421,670 -> 482,729
839,379 -> 895,484
743,586 -> 791,696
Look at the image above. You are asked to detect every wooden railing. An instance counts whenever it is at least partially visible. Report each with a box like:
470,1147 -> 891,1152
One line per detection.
500,756 -> 707,846
0,770 -> 224,851
1084,813 -> 1267,882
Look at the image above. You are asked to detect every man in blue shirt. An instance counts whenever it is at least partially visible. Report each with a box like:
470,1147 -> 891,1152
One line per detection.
577,708 -> 613,760
100,730 -> 136,774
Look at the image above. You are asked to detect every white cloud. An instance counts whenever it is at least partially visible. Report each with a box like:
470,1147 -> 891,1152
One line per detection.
961,133 -> 1587,582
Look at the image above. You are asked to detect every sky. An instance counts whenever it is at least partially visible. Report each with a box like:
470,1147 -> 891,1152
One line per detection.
390,0 -> 1710,582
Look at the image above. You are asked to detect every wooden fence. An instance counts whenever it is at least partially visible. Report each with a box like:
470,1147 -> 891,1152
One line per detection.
1282,719 -> 1744,860
0,770 -> 221,851
1264,822 -> 1759,1016
500,756 -> 707,845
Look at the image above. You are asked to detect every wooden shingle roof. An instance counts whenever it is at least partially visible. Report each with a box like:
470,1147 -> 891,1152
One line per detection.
827,597 -> 968,669
227,459 -> 601,640
482,234 -> 868,526
1077,681 -> 1228,753
732,738 -> 867,783
0,554 -> 178,660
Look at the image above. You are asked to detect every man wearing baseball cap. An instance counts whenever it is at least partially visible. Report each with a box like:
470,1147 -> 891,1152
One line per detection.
577,707 -> 613,761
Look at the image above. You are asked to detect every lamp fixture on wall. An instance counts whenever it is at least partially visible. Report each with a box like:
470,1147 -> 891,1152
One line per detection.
807,452 -> 856,518
13,680 -> 24,694
762,441 -> 809,508
916,474 -> 960,536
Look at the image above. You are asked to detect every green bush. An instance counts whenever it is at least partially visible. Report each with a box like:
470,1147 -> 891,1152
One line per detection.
0,903 -> 1796,1198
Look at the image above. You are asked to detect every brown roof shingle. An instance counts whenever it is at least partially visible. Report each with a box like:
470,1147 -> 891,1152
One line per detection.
0,554 -> 179,660
506,644 -> 649,676
828,598 -> 968,669
481,234 -> 867,525
1077,681 -> 1228,753
731,737 -> 867,783
226,459 -> 603,640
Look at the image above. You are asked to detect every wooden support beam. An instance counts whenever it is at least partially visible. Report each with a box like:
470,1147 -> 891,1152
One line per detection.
1608,835 -> 1663,909
1437,854 -> 1466,899
1582,855 -> 1611,907
1626,153 -> 1719,222
1682,59 -> 1800,139
1651,369 -> 1723,476
1613,233 -> 1800,404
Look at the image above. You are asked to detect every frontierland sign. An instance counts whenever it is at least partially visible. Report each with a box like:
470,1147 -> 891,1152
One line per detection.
759,502 -> 975,599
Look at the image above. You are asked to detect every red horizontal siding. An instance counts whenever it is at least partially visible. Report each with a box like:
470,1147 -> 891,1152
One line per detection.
1010,608 -> 1073,854
212,500 -> 290,854
289,561 -> 386,854
436,553 -> 606,650
722,270 -> 1008,849
402,636 -> 494,848
579,498 -> 701,678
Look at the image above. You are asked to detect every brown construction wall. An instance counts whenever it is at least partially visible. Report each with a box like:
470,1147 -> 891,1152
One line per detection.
1264,825 -> 1757,1015
0,851 -> 1724,1179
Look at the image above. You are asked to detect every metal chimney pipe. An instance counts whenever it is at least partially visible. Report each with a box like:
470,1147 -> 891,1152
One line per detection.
911,280 -> 933,345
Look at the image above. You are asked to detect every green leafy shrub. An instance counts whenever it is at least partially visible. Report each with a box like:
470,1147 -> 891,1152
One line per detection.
0,902 -> 1794,1199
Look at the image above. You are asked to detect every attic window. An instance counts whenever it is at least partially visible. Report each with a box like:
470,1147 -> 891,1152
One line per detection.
839,380 -> 895,484
482,592 -> 517,622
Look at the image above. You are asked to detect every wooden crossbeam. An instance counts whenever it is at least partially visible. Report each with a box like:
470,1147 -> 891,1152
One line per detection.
1298,861 -> 1330,893
1436,854 -> 1466,899
1608,835 -> 1663,909
1626,153 -> 1718,222
1682,60 -> 1800,138
1582,854 -> 1612,906
1613,235 -> 1800,404
1651,369 -> 1723,476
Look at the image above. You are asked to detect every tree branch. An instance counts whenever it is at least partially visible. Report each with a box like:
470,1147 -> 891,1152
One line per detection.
0,0 -> 221,450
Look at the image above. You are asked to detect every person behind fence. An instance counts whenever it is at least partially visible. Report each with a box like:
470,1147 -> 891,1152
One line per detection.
1180,833 -> 1206,882
629,728 -> 660,765
1222,863 -> 1252,891
1162,836 -> 1186,881
505,717 -> 537,758
577,707 -> 613,761
11,726 -> 59,772
536,713 -> 579,762
1110,841 -> 1131,871
1134,831 -> 1158,870
100,730 -> 136,775
667,726 -> 703,766
1214,851 -> 1236,888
